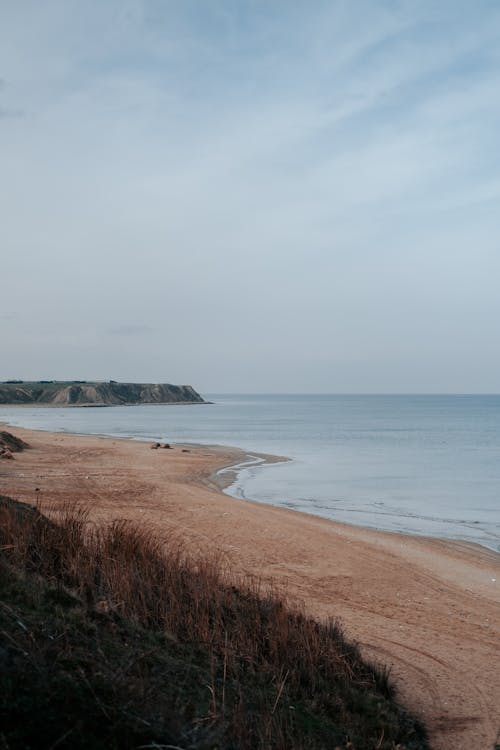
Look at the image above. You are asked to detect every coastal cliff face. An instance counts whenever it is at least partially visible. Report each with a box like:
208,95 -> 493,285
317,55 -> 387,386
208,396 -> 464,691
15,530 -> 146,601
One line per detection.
0,381 -> 205,406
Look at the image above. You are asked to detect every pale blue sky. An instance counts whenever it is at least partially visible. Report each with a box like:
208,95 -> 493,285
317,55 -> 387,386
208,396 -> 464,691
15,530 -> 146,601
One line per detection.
1,1 -> 499,392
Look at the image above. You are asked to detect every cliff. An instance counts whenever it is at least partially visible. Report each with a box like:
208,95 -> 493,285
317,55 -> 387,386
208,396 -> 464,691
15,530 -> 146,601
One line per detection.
0,381 -> 205,406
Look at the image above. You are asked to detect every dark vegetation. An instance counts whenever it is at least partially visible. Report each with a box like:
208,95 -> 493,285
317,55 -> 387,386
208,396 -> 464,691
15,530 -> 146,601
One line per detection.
0,430 -> 29,459
0,431 -> 29,452
0,495 -> 429,749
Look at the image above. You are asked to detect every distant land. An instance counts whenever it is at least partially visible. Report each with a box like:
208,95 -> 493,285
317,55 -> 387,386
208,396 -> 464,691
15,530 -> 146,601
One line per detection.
0,381 -> 205,406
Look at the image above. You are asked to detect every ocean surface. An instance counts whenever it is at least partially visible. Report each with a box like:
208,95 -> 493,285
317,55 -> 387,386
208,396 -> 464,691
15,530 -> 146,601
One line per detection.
1,394 -> 499,552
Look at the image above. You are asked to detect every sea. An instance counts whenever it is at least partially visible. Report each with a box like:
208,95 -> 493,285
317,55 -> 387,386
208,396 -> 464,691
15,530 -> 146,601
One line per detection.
1,394 -> 499,553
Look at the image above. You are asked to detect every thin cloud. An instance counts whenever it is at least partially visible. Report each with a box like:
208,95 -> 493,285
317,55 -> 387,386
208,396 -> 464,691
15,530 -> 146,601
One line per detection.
0,75 -> 24,118
108,324 -> 155,336
0,106 -> 24,119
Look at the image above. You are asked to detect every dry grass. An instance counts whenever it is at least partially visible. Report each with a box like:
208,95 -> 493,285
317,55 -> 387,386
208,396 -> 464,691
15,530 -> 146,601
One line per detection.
0,495 -> 429,749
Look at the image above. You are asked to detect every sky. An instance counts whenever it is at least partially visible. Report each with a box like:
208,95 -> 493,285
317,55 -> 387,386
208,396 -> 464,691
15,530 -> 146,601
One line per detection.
1,1 -> 499,393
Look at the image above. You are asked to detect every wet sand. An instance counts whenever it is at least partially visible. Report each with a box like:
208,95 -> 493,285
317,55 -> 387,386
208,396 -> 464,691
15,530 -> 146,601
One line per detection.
1,424 -> 499,750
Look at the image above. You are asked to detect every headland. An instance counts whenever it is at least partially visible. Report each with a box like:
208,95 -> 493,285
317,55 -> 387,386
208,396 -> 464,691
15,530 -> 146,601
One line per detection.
0,380 -> 205,406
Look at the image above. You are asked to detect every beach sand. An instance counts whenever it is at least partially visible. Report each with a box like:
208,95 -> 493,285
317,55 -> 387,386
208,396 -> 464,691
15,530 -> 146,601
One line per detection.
1,424 -> 499,750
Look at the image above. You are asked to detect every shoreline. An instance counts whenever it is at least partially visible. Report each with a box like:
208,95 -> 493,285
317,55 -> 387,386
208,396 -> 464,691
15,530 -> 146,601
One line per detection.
3,404 -> 498,556
1,416 -> 499,565
2,412 -> 498,555
0,400 -> 210,408
1,423 -> 499,749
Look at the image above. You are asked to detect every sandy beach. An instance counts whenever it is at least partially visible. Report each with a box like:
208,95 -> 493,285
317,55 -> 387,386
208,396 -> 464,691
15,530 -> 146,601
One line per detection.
1,424 -> 499,750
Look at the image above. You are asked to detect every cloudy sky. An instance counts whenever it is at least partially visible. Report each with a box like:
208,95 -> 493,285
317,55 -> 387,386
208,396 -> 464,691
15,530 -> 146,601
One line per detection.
1,1 -> 499,392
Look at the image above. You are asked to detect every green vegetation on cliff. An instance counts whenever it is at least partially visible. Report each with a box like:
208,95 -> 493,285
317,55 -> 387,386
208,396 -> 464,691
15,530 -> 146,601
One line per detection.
0,380 -> 204,405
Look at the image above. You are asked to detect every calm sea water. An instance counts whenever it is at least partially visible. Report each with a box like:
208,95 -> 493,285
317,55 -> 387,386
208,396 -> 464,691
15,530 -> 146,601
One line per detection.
1,394 -> 499,552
